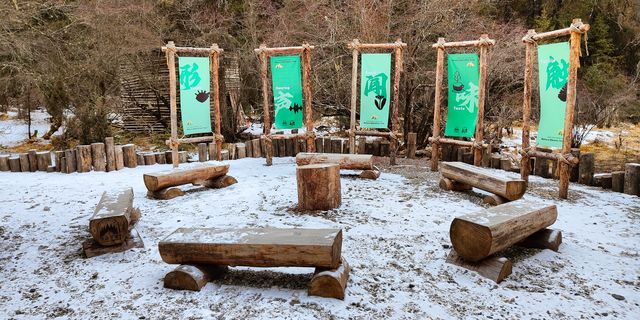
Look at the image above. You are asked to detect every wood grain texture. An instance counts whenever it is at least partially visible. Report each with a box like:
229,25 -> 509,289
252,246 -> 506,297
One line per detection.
164,264 -> 228,291
89,188 -> 136,246
517,228 -> 562,252
143,163 -> 229,192
200,175 -> 238,189
105,137 -> 116,172
440,161 -> 526,200
19,153 -> 30,172
122,144 -> 137,168
9,156 -> 21,172
91,143 -> 107,172
450,200 -> 557,262
439,177 -> 472,192
76,145 -> 92,173
159,228 -> 342,268
28,150 -> 38,172
0,155 -> 9,171
296,163 -> 341,210
623,163 -> 640,196
308,257 -> 350,300
147,187 -> 185,200
446,250 -> 512,283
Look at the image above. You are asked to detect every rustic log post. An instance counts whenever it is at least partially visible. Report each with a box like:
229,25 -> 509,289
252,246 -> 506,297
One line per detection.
208,143 -> 217,162
64,149 -> 77,173
19,153 -> 30,172
210,45 -> 223,161
569,148 -> 580,182
520,30 -> 536,183
245,139 -> 253,157
164,151 -> 173,164
115,146 -> 124,170
490,155 -> 501,169
593,173 -> 612,189
357,137 -> 366,154
144,153 -> 157,165
577,153 -> 595,185
296,163 -> 341,210
315,137 -> 324,153
27,149 -> 38,172
90,188 -> 137,246
407,133 -> 417,159
372,140 -> 381,156
36,151 -> 50,172
91,143 -> 106,172
164,42 -> 180,168
9,156 -> 21,172
612,171 -> 625,192
236,143 -> 246,159
76,145 -> 92,173
197,143 -> 208,162
534,147 -> 551,178
156,152 -> 167,164
178,151 -> 188,164
122,144 -> 137,168
137,153 -> 146,165
54,151 -> 64,172
446,250 -> 512,283
624,163 -> 640,196
293,138 -> 301,155
474,34 -> 490,167
348,39 -> 359,153
105,137 -> 116,172
257,45 -> 273,166
329,138 -> 342,154
252,139 -> 262,158
308,258 -> 350,300
221,149 -> 230,160
431,38 -> 445,171
0,155 -> 10,171
389,39 -> 403,166
301,44 -> 316,153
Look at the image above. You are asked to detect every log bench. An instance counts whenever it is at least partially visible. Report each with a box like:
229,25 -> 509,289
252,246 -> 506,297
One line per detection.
143,163 -> 237,200
296,153 -> 381,180
158,227 -> 350,299
447,200 -> 561,283
439,161 -> 527,205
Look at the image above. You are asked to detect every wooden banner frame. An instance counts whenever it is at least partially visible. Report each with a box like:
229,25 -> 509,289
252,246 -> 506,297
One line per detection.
428,34 -> 495,171
347,39 -> 406,166
254,43 -> 316,166
520,18 -> 589,199
161,41 -> 224,168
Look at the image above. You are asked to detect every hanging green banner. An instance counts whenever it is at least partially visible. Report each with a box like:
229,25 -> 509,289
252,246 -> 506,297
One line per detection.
360,53 -> 391,129
178,57 -> 212,135
270,55 -> 303,129
445,53 -> 480,138
537,42 -> 570,149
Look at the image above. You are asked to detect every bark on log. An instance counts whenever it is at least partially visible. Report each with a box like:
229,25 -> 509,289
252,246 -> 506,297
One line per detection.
360,167 -> 381,180
295,153 -> 374,170
164,264 -> 228,291
36,151 -> 50,172
490,155 -> 501,169
144,153 -> 156,166
136,153 -> 146,166
330,138 -> 343,154
623,163 -> 640,196
285,138 -> 294,157
19,153 -> 30,172
569,148 -> 580,182
315,137 -> 324,153
578,153 -> 595,185
208,142 -> 218,161
59,157 -> 66,174
164,151 -> 173,164
516,228 -> 562,252
115,146 -> 124,170
227,144 -> 236,160
450,200 -> 557,262
83,228 -> 144,258
91,143 -> 106,172
406,133 -> 417,159
198,143 -> 208,162
252,139 -> 262,158
440,162 -> 527,200
245,139 -> 253,158
54,151 -> 64,172
593,173 -> 612,189
308,257 -> 350,300
296,163 -> 341,210
65,149 -> 77,173
236,143 -> 246,159
221,149 -> 230,160
89,188 -> 137,246
105,137 -> 116,172
0,155 -> 10,171
159,228 -> 342,268
534,147 -> 551,178
277,138 -> 286,157
9,156 -> 21,172
612,171 -> 625,192
357,137 -> 366,155
323,137 -> 332,155
200,175 -> 238,189
147,187 -> 185,200
122,144 -> 137,168
178,151 -> 188,164
482,194 -> 509,206
439,177 -> 472,191
500,158 -> 512,172
446,250 -> 512,283
156,152 -> 166,164
76,145 -> 93,173
143,163 -> 230,192
28,150 -> 38,172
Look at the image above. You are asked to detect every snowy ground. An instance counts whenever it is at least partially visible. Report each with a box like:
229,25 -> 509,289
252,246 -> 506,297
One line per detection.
0,157 -> 638,319
0,110 -> 61,148
501,128 -> 616,149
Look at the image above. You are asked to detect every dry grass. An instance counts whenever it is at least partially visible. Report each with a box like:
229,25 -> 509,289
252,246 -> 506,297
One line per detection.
0,113 -> 10,121
7,141 -> 53,153
581,123 -> 640,172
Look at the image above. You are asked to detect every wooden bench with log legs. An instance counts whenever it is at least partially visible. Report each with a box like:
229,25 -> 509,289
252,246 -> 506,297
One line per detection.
296,152 -> 381,179
439,161 -> 527,205
143,163 -> 237,200
158,227 -> 350,299
447,200 -> 561,283
82,188 -> 144,258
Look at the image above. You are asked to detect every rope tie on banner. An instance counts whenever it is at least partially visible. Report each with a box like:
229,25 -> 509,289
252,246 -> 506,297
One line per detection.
434,38 -> 446,50
168,138 -> 180,150
477,37 -> 493,47
569,23 -> 589,57
518,146 -> 534,157
214,134 -> 225,143
522,32 -> 538,45
472,140 -> 484,150
304,130 -> 316,139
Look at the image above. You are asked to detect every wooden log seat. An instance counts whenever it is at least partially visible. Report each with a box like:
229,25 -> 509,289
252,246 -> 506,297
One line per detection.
439,161 -> 527,202
296,163 -> 342,211
158,228 -> 349,299
143,163 -> 236,200
295,152 -> 380,180
89,188 -> 140,246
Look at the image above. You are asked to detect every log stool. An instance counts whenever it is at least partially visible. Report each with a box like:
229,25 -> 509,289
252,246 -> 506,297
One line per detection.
296,163 -> 341,210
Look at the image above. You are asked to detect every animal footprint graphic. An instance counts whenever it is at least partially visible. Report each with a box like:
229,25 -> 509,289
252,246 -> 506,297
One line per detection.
195,90 -> 210,103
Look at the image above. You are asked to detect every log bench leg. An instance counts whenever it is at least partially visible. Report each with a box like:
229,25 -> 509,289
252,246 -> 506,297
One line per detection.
439,177 -> 472,192
446,250 -> 512,284
201,175 -> 238,189
308,257 -> 350,300
164,264 -> 229,291
517,228 -> 562,252
147,187 -> 185,200
82,228 -> 145,258
482,194 -> 510,206
359,165 -> 381,180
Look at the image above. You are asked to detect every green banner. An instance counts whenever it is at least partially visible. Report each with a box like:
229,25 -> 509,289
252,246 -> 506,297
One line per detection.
360,53 -> 391,129
270,55 -> 303,129
445,53 -> 480,138
537,42 -> 570,149
178,57 -> 212,135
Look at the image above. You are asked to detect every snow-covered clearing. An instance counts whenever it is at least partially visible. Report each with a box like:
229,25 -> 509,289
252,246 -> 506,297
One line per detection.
0,157 -> 638,319
0,110 -> 60,148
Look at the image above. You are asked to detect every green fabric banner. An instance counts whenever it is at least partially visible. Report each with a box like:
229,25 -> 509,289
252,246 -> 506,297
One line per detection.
537,42 -> 570,149
270,55 -> 303,129
360,53 -> 391,129
178,56 -> 212,135
445,53 -> 480,138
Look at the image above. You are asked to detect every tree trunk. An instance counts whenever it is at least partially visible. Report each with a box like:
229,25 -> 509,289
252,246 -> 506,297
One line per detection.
296,163 -> 341,210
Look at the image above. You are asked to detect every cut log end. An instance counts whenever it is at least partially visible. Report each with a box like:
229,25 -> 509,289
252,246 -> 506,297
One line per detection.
359,166 -> 381,180
482,194 -> 510,206
147,187 -> 185,200
308,257 -> 350,300
446,250 -> 512,283
517,228 -> 562,252
164,264 -> 228,291
449,218 -> 492,262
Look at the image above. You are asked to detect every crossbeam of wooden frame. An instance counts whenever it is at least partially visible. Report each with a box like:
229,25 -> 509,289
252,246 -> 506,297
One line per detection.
429,34 -> 495,171
162,41 -> 224,167
255,43 -> 316,166
520,18 -> 590,199
347,39 -> 407,165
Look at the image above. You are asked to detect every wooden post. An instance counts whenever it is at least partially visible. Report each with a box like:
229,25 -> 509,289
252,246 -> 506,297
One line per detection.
144,153 -> 157,165
558,19 -> 584,199
315,137 -> 324,153
578,153 -> 594,185
474,34 -> 490,166
164,151 -> 173,164
156,152 -> 167,164
54,151 -> 64,172
115,146 -> 124,170
348,39 -> 359,154
105,137 -> 116,172
258,45 -> 273,166
252,139 -> 262,158
64,149 -> 77,173
137,153 -> 146,166
210,45 -> 223,161
19,153 -> 30,172
624,163 -> 640,196
296,164 -> 341,210
520,30 -> 536,183
122,144 -> 137,168
0,155 -> 9,171
611,171 -> 625,193
165,42 -> 179,168
407,133 -> 417,159
76,145 -> 92,173
431,38 -> 445,171
9,156 -> 21,172
236,143 -> 246,159
302,44 -> 315,153
28,149 -> 38,172
390,39 -> 403,166
91,143 -> 106,172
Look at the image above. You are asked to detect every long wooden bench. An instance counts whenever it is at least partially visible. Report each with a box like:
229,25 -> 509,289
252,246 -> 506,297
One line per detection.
447,200 -> 561,283
158,227 -> 350,299
296,153 -> 380,179
439,161 -> 527,205
143,163 -> 237,200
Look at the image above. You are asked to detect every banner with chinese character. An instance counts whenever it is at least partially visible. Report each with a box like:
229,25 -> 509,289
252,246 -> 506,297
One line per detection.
178,57 -> 212,135
444,53 -> 479,138
360,53 -> 391,128
270,55 -> 303,129
537,42 -> 570,149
